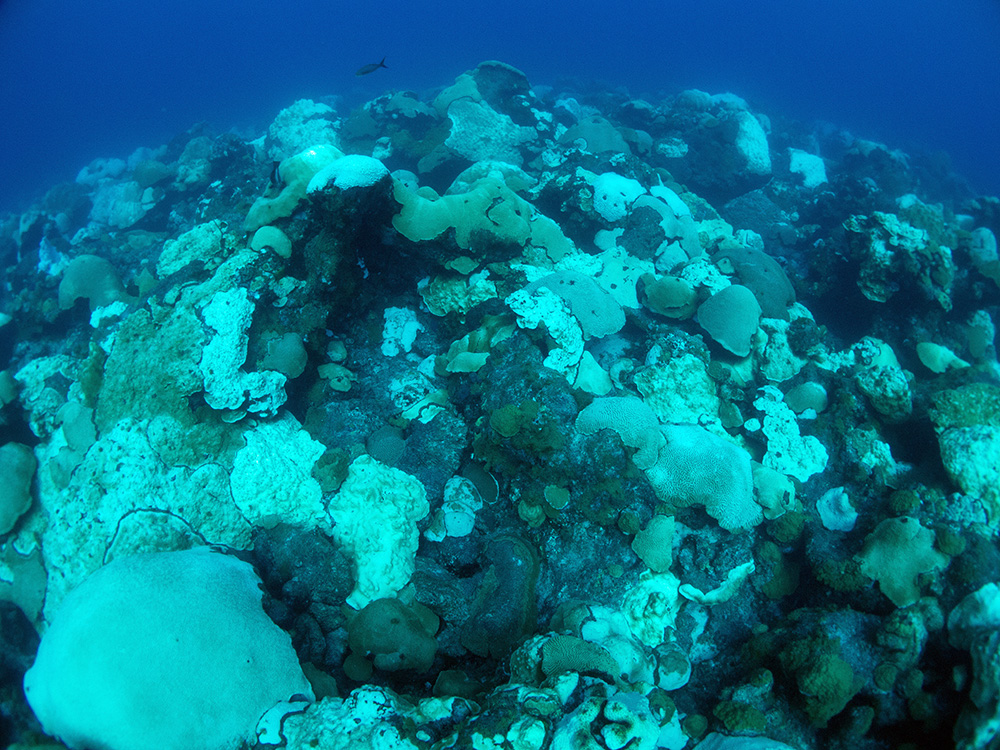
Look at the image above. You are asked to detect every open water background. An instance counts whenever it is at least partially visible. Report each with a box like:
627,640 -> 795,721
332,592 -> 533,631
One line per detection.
1,0 -> 997,210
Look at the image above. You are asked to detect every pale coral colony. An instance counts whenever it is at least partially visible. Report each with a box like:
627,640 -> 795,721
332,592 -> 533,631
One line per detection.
3,60 -> 1000,750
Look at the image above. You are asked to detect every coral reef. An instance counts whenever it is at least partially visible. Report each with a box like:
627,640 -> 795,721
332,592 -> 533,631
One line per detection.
1,59 -> 998,750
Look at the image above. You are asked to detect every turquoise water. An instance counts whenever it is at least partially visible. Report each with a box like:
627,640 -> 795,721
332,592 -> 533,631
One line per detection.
0,0 -> 998,210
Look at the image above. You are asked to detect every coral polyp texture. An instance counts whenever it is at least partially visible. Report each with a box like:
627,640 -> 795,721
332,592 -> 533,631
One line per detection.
1,60 -> 999,750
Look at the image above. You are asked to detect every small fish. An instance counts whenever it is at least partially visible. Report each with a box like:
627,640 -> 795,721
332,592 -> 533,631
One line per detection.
355,57 -> 387,76
269,161 -> 283,187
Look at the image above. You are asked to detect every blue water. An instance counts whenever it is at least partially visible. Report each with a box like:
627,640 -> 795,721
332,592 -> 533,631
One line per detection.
1,0 -> 998,211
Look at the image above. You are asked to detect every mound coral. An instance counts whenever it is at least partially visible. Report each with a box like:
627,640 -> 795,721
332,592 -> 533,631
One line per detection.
24,548 -> 312,750
696,284 -> 762,357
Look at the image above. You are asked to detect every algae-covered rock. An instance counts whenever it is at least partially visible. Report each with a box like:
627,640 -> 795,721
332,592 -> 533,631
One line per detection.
444,98 -> 536,166
930,383 -> 1000,523
930,382 -> 1000,430
88,179 -> 155,228
0,442 -> 36,535
96,307 -> 204,430
713,700 -> 766,733
35,418 -> 253,623
844,211 -> 955,310
345,597 -> 438,679
779,637 -> 862,727
461,534 -> 539,659
158,220 -> 237,276
264,98 -> 340,160
663,96 -> 774,203
937,426 -> 1000,522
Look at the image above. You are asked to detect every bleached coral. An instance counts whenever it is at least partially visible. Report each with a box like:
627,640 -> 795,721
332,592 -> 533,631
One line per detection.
199,288 -> 287,418
328,456 -> 429,609
229,414 -> 327,529
754,391 -> 828,483
307,154 -> 389,192
645,424 -> 762,531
